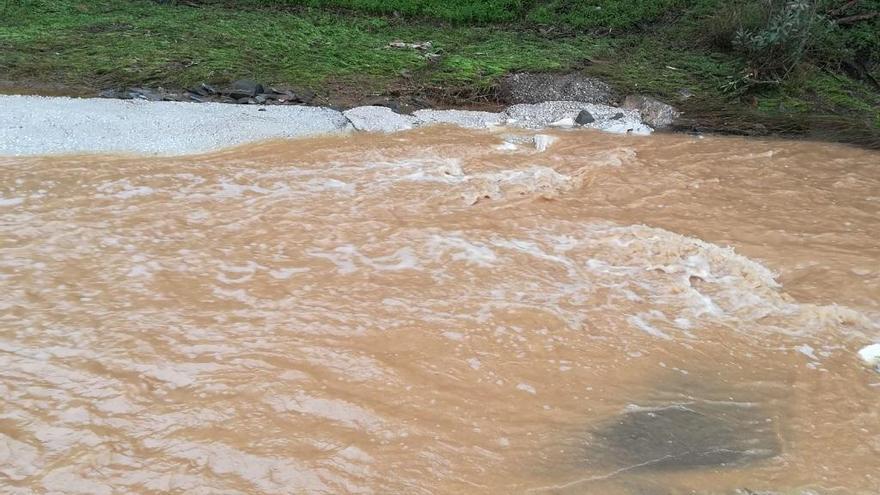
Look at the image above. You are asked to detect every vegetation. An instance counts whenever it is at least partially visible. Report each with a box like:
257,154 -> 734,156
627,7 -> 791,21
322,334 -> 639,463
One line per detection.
1,0 -> 877,144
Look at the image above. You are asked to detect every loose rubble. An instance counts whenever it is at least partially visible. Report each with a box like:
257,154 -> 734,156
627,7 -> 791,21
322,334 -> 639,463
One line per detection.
504,101 -> 652,135
499,73 -> 617,106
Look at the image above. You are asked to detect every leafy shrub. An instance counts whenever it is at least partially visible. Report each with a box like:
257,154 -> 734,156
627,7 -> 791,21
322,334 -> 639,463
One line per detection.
703,0 -> 878,91
526,0 -> 685,31
731,0 -> 823,81
699,1 -> 769,51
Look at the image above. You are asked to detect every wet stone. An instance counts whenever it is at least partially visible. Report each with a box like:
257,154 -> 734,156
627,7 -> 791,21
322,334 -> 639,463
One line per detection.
586,403 -> 780,471
575,109 -> 595,125
228,79 -> 264,99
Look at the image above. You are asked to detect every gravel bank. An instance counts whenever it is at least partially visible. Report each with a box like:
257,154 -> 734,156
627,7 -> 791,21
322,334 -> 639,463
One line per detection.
0,95 -> 652,156
0,95 -> 352,156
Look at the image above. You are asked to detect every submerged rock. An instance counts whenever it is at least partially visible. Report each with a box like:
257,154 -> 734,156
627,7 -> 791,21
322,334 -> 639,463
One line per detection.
586,402 -> 780,471
622,95 -> 680,129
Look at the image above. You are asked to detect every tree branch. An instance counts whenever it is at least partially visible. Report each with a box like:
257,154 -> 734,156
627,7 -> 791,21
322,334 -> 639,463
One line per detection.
835,12 -> 879,24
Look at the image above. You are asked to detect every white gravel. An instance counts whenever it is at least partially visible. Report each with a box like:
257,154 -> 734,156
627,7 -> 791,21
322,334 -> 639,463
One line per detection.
0,95 -> 653,156
412,109 -> 504,129
0,95 -> 352,156
504,101 -> 652,135
342,106 -> 417,133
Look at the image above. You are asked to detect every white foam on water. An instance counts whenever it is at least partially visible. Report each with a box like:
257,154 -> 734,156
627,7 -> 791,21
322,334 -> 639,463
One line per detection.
266,391 -> 385,432
797,344 -> 818,360
461,166 -> 580,205
627,314 -> 672,340
443,332 -> 465,342
269,267 -> 310,279
534,134 -> 557,152
859,344 -> 880,369
427,234 -> 497,267
305,178 -> 355,193
516,383 -> 537,394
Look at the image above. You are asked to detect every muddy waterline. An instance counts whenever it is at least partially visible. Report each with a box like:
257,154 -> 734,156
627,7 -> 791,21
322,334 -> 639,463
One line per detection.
1,128 -> 879,494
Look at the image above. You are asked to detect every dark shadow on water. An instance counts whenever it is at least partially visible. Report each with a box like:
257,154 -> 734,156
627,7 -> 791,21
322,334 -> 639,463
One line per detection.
586,401 -> 780,471
539,367 -> 791,494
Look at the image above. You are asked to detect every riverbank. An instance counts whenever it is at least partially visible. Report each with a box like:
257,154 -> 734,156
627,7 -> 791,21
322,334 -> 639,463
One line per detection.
2,0 -> 878,148
0,94 -> 650,156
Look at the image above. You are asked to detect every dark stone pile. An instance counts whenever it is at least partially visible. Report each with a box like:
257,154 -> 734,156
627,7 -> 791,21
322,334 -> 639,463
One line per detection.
98,79 -> 316,106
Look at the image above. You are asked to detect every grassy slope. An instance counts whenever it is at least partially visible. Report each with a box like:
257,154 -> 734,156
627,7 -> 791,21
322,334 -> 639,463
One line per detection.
1,0 -> 877,143
0,0 -> 607,93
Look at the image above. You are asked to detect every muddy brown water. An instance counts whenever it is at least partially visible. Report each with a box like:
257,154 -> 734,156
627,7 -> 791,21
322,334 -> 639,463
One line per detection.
1,128 -> 879,494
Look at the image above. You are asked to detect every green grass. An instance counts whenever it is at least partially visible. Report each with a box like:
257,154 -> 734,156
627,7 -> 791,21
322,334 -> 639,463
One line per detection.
0,0 -> 607,93
0,0 -> 878,144
184,0 -> 690,28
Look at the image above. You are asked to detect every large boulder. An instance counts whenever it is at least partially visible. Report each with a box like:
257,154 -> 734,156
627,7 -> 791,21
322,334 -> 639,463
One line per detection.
499,73 -> 617,106
227,79 -> 264,99
622,95 -> 680,129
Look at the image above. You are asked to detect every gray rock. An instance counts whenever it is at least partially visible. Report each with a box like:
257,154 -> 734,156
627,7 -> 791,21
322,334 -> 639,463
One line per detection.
296,88 -> 316,104
612,112 -> 625,120
188,83 -> 216,97
357,96 -> 405,114
586,402 -> 780,471
98,88 -> 123,99
622,95 -> 680,129
575,109 -> 595,125
126,87 -> 163,101
228,79 -> 264,99
343,105 -> 418,133
413,109 -> 504,129
254,95 -> 267,104
499,73 -> 617,106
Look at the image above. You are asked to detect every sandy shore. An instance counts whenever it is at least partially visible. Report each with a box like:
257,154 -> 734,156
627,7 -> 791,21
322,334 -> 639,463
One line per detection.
0,95 -> 650,156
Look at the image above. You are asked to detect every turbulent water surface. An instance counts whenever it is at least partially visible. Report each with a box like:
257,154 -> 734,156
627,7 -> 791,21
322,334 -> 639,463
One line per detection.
1,128 -> 879,494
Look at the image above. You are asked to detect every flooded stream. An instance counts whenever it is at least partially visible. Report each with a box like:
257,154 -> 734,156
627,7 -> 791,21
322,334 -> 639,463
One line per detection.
1,128 -> 879,494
